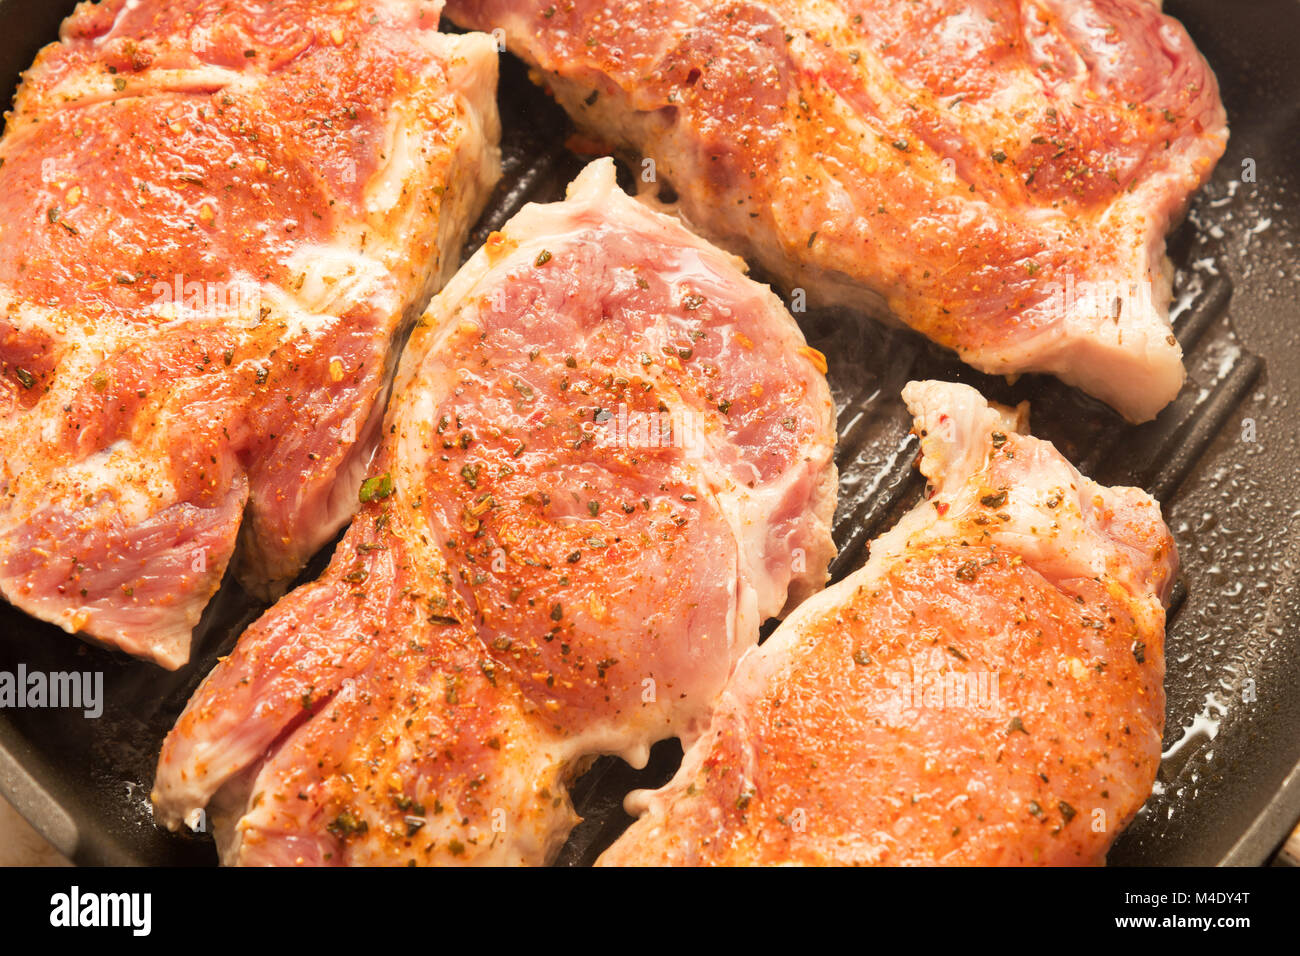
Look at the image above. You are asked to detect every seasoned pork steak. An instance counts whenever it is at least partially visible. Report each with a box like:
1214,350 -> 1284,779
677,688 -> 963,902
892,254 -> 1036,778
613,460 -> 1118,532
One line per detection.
0,0 -> 500,667
152,160 -> 837,864
445,0 -> 1227,421
600,380 -> 1176,865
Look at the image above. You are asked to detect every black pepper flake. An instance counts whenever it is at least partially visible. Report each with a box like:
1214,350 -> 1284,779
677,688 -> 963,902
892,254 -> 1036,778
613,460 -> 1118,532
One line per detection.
980,490 -> 1008,508
1132,640 -> 1146,664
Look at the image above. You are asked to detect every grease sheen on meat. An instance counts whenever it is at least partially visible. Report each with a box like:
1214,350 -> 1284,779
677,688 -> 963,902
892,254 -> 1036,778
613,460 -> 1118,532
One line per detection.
152,159 -> 838,865
0,0 -> 501,667
445,0 -> 1228,421
599,380 -> 1176,865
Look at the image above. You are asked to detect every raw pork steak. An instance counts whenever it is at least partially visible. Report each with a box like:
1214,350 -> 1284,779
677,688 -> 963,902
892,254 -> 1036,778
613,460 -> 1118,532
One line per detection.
445,0 -> 1228,421
0,0 -> 501,667
152,159 -> 837,864
600,380 -> 1176,865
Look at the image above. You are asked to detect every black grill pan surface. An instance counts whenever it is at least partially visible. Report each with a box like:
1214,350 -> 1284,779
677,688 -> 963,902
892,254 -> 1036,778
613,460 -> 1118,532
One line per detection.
0,0 -> 1297,867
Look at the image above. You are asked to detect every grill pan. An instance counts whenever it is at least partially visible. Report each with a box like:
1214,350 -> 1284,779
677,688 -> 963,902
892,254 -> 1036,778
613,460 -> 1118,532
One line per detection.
0,0 -> 1298,867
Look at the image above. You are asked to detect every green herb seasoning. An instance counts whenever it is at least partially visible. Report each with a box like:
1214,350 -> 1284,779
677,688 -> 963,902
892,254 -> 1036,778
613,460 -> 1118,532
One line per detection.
359,472 -> 394,503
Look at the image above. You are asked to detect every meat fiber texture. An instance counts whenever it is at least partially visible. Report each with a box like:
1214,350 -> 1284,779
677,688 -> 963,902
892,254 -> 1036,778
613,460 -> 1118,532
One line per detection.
445,0 -> 1228,422
152,159 -> 838,865
0,0 -> 502,667
600,379 -> 1177,865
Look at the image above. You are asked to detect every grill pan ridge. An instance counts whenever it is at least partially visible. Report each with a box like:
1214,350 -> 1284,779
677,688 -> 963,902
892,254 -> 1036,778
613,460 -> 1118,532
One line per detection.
0,0 -> 1297,867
